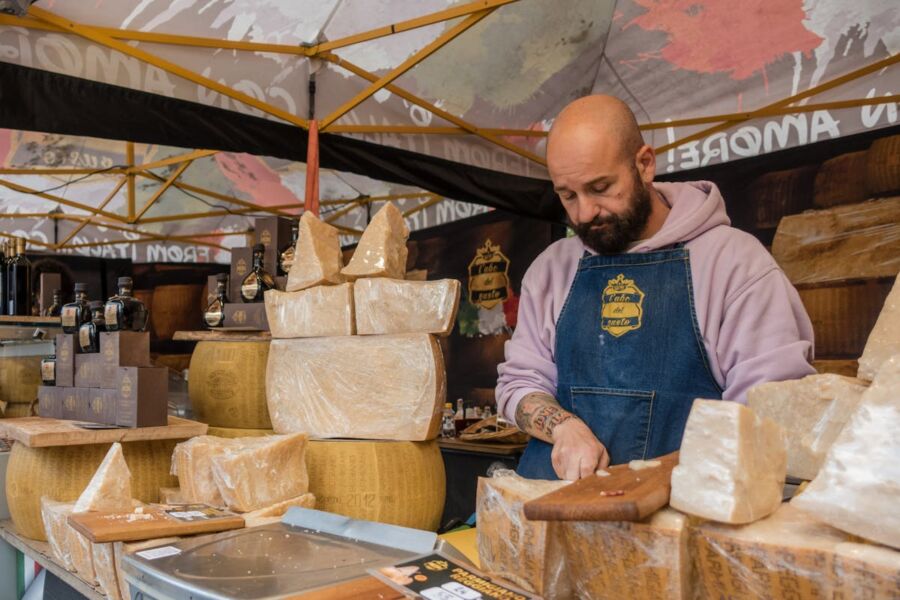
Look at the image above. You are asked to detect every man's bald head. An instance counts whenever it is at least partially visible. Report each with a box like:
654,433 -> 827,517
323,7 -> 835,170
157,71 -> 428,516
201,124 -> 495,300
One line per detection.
548,95 -> 644,164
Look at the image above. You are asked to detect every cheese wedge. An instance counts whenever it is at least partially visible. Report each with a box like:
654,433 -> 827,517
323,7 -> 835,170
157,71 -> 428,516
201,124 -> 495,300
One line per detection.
792,355 -> 900,549
264,284 -> 355,338
210,433 -> 310,512
73,442 -> 132,513
476,472 -> 572,598
341,202 -> 409,281
285,212 -> 344,292
747,374 -> 868,480
267,334 -> 445,440
670,399 -> 786,524
354,278 -> 460,336
858,277 -> 900,382
240,492 -> 316,527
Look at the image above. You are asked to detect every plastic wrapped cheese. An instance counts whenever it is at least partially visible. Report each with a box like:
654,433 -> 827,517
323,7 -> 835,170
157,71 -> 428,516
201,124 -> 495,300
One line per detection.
159,487 -> 185,504
563,508 -> 690,600
858,276 -> 900,382
476,471 -> 571,598
341,202 -> 409,281
264,284 -> 355,338
670,400 -> 786,524
241,492 -> 316,527
73,442 -> 132,513
354,278 -> 460,336
747,374 -> 868,480
266,334 -> 445,441
285,211 -> 344,292
171,436 -> 241,507
692,503 -> 900,599
210,433 -> 310,512
92,542 -> 120,600
792,355 -> 900,549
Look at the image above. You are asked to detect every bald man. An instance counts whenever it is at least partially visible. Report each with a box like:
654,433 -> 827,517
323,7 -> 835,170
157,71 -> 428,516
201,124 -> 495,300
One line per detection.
496,95 -> 815,481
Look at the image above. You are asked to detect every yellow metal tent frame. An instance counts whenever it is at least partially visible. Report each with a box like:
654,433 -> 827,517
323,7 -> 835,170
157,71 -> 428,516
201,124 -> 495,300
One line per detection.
0,1 -> 896,253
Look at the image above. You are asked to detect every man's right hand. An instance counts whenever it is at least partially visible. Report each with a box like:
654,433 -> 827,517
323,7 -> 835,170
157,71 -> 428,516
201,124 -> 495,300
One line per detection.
550,417 -> 609,480
514,392 -> 610,480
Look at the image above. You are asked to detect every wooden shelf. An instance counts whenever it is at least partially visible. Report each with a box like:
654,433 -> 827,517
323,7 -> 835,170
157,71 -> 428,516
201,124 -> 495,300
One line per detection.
0,416 -> 207,448
438,438 -> 527,456
0,520 -> 104,600
0,316 -> 61,325
173,330 -> 271,342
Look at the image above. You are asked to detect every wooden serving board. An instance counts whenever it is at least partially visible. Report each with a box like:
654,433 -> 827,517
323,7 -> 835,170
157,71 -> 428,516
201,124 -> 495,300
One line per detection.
523,451 -> 679,522
68,504 -> 245,543
173,330 -> 271,342
0,416 -> 207,447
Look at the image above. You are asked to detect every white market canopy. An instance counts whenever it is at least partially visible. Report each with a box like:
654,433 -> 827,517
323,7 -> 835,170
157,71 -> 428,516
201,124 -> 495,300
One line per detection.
0,0 -> 897,262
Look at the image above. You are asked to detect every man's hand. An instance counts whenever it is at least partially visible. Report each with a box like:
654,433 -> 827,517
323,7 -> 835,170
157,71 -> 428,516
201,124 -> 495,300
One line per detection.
515,392 -> 610,480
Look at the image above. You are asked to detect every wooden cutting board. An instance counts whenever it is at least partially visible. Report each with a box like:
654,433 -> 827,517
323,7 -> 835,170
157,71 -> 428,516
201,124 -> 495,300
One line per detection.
0,416 -> 207,448
523,451 -> 679,521
68,504 -> 245,543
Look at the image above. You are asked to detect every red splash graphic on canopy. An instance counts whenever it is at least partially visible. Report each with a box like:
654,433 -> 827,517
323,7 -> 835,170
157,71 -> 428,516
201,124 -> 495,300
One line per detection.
626,0 -> 822,81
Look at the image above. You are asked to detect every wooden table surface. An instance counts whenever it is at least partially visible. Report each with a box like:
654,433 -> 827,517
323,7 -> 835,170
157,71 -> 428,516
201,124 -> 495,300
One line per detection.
438,437 -> 527,456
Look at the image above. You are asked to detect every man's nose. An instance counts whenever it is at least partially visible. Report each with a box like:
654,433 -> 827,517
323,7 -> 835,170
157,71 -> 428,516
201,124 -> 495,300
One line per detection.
575,194 -> 602,224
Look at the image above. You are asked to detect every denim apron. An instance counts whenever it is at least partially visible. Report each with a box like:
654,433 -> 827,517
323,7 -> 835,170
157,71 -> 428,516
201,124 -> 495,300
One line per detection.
516,245 -> 723,479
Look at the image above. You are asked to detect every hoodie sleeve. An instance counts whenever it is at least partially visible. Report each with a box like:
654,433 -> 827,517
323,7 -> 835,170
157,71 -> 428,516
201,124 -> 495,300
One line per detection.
495,268 -> 559,424
717,266 -> 816,403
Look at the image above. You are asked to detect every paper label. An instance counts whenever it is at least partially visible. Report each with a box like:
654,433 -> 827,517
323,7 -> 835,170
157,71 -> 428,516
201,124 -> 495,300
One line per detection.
104,304 -> 118,327
136,546 -> 182,560
61,306 -> 77,328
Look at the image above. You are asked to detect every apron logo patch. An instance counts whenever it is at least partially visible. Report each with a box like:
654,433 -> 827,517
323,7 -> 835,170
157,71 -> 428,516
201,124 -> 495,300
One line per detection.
601,274 -> 645,337
468,239 -> 510,309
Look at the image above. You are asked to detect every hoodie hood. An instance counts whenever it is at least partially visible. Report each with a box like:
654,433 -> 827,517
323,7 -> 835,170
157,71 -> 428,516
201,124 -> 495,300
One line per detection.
633,180 -> 731,252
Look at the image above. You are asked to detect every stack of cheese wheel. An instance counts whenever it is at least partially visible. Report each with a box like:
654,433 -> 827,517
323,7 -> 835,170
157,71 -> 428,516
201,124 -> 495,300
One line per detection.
264,205 -> 460,532
0,355 -> 41,418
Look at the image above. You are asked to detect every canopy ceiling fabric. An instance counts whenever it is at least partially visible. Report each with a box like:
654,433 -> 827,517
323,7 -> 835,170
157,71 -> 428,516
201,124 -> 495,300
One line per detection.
0,0 -> 897,263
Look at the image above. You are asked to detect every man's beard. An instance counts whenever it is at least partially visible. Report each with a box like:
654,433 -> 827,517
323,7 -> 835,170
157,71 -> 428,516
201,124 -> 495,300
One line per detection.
572,177 -> 652,255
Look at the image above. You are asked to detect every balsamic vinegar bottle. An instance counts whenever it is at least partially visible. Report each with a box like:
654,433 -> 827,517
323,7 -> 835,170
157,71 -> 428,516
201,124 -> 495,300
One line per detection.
278,221 -> 300,276
61,283 -> 91,333
104,276 -> 149,332
240,243 -> 275,303
7,238 -> 32,316
78,301 -> 105,353
204,273 -> 228,328
0,241 -> 7,317
44,289 -> 64,317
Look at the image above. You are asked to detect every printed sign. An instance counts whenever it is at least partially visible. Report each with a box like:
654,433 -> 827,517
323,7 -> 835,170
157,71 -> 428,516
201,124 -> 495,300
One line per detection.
467,239 -> 510,310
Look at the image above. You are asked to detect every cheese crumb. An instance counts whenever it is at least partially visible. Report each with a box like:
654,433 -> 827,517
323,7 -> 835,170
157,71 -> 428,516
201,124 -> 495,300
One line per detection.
595,469 -> 611,477
628,459 -> 662,471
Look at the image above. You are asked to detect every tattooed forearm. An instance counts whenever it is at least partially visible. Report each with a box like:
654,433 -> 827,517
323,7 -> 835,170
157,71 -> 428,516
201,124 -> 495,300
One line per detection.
515,392 -> 577,443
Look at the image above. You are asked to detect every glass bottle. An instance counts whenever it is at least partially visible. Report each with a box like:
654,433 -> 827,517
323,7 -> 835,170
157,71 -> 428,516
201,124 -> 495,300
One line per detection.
79,301 -> 105,353
40,355 -> 56,386
0,240 -> 7,316
105,276 -> 148,332
204,273 -> 228,328
44,289 -> 64,317
7,238 -> 32,316
61,283 -> 91,334
278,221 -> 300,276
441,403 -> 456,438
240,243 -> 275,303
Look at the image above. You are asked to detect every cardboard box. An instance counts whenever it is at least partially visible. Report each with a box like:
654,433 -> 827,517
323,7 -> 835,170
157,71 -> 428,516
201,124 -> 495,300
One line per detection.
55,334 -> 75,387
115,366 -> 168,428
37,386 -> 62,419
223,303 -> 269,331
38,272 -> 62,316
230,247 -> 253,304
254,216 -> 294,274
59,387 -> 80,421
74,353 -> 116,389
81,388 -> 117,426
100,331 -> 151,368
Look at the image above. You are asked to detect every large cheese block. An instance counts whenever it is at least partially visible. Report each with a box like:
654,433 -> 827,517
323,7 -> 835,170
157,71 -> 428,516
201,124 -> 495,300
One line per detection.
188,341 -> 271,429
813,150 -> 869,208
858,276 -> 900,381
8,441 -> 178,541
670,399 -> 786,524
285,211 -> 345,292
92,542 -> 120,600
692,503 -> 900,599
210,433 -> 309,512
306,439 -> 444,531
476,473 -> 571,598
792,355 -> 900,549
73,443 -> 133,513
563,508 -> 690,600
0,356 -> 41,405
41,499 -> 77,572
341,202 -> 409,281
241,492 -> 316,528
747,374 -> 868,480
771,196 -> 900,285
354,278 -> 460,336
267,334 -> 445,441
171,436 -> 239,507
264,284 -> 355,338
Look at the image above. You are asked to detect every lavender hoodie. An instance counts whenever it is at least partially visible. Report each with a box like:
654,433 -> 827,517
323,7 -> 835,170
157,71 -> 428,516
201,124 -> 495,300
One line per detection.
496,181 -> 815,423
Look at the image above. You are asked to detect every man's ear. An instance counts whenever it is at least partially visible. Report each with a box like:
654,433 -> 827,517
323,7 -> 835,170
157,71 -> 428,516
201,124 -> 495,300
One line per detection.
634,144 -> 656,184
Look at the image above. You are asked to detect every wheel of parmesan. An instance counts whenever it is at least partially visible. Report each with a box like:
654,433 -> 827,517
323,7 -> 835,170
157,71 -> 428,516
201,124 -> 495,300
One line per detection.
6,440 -> 179,540
189,341 -> 271,429
306,439 -> 445,532
0,356 -> 41,405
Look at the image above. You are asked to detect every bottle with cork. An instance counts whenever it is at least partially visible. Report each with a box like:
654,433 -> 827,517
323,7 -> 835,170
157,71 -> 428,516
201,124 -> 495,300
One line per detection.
7,238 -> 32,316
